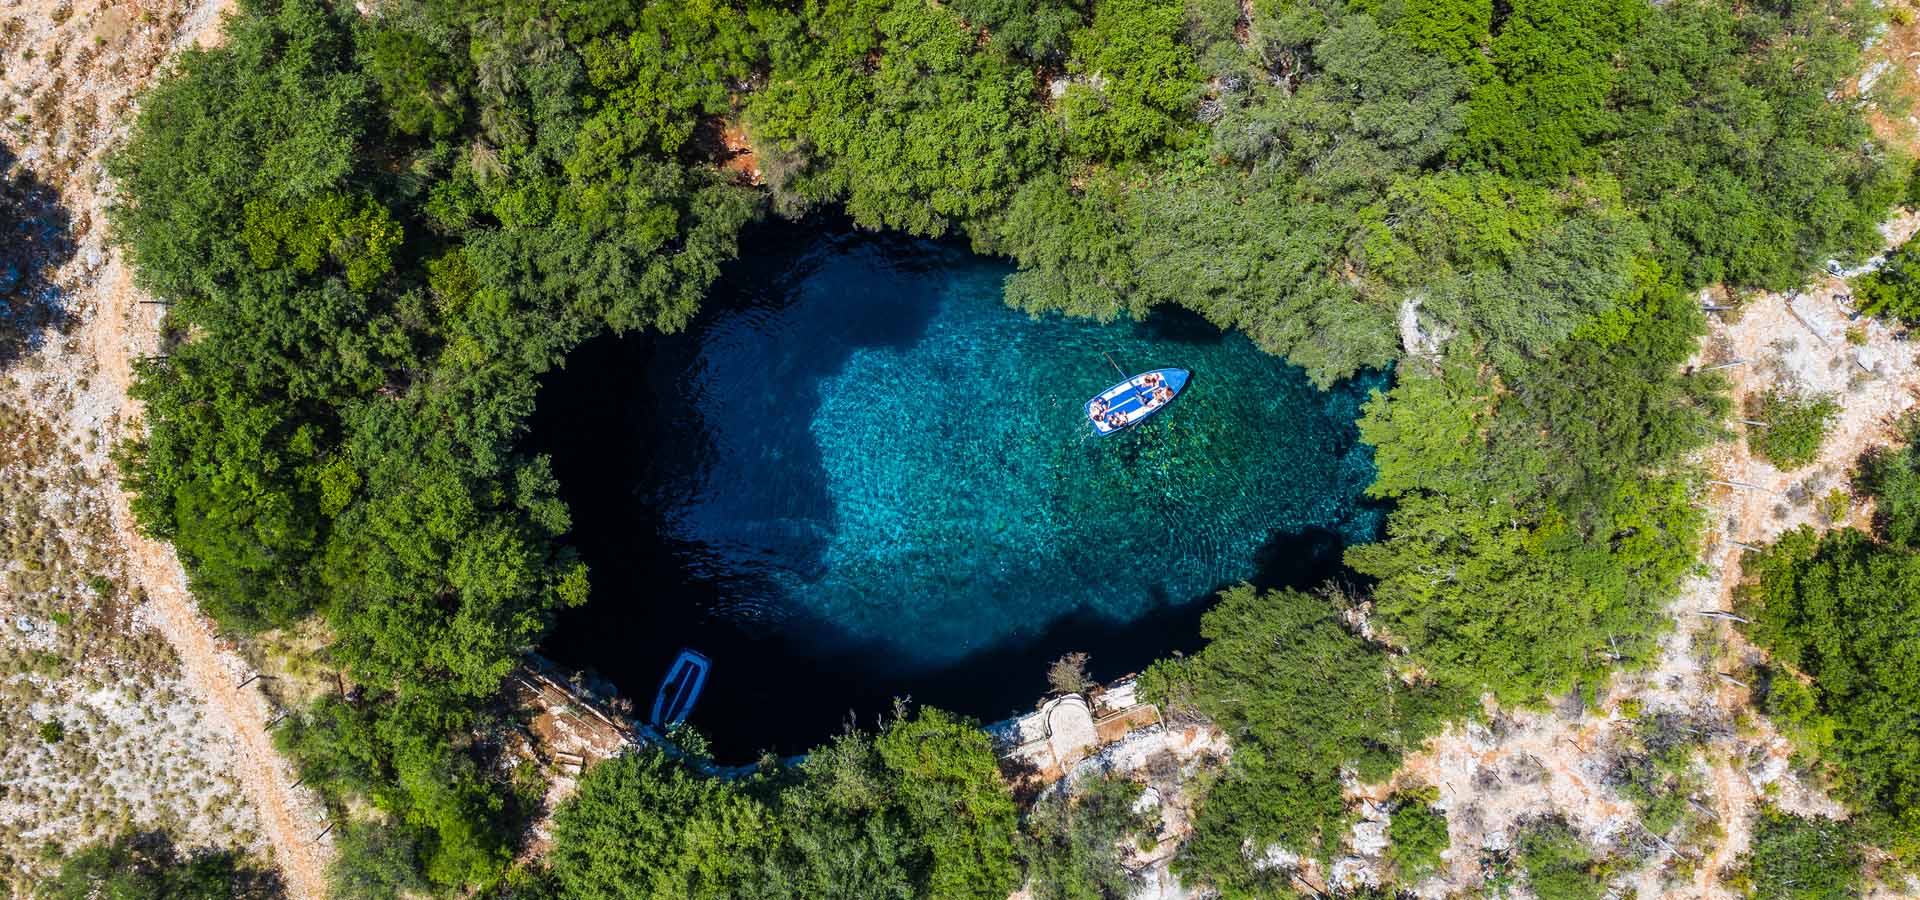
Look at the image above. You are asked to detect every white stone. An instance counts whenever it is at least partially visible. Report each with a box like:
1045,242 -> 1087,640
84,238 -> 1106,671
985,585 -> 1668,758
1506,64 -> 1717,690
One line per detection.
1330,856 -> 1380,890
1351,819 -> 1390,856
1860,59 -> 1891,96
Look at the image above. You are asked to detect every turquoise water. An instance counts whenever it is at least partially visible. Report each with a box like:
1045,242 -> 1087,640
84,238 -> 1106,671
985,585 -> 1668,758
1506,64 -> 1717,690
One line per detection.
533,221 -> 1385,753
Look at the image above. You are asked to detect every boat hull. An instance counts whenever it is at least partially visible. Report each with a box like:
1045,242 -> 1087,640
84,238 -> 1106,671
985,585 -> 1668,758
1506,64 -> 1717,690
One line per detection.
650,649 -> 712,728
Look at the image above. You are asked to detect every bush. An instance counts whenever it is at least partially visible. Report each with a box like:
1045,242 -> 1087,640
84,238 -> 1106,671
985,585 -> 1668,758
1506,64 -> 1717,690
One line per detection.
1516,818 -> 1610,900
1385,795 -> 1449,881
1605,715 -> 1705,838
1855,240 -> 1920,323
1732,811 -> 1860,900
38,832 -> 277,900
1749,391 -> 1840,471
1020,775 -> 1154,900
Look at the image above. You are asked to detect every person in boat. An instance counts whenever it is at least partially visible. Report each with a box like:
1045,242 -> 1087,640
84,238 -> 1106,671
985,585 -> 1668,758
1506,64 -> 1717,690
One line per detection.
1155,386 -> 1174,403
1109,410 -> 1128,427
1090,398 -> 1108,416
1143,372 -> 1164,388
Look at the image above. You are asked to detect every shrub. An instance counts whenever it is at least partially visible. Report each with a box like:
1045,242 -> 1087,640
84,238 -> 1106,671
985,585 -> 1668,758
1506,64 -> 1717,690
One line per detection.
39,832 -> 277,899
1606,715 -> 1705,838
1517,818 -> 1610,900
1732,811 -> 1860,900
1046,652 -> 1094,696
37,720 -> 63,743
1749,391 -> 1839,471
1385,795 -> 1449,881
1813,488 -> 1847,525
1855,239 -> 1920,323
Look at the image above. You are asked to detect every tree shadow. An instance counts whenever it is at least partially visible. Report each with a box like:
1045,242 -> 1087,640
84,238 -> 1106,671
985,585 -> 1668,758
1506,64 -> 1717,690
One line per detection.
49,829 -> 284,898
0,144 -> 75,368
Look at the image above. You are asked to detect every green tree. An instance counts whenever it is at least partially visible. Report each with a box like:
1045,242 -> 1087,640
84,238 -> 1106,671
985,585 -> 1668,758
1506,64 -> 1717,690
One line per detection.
1454,0 -> 1643,178
1352,259 -> 1719,703
947,0 -> 1082,58
1213,16 -> 1468,197
1607,0 -> 1899,289
1856,417 -> 1920,547
1140,586 -> 1459,892
1741,527 -> 1920,855
1854,239 -> 1920,323
762,730 -> 921,899
575,0 -> 766,157
1059,0 -> 1201,160
358,22 -> 468,139
749,0 -> 1054,234
549,749 -> 774,900
874,708 -> 1023,900
114,0 -> 766,888
1385,0 -> 1489,77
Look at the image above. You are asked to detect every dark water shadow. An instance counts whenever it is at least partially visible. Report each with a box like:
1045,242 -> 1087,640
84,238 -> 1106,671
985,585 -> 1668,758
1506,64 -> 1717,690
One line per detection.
539,521 -> 1361,761
1135,303 -> 1231,347
0,145 -> 74,368
533,215 -> 948,612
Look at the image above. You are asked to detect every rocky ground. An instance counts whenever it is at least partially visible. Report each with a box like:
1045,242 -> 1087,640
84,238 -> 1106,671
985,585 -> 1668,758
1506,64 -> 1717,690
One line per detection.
1315,219 -> 1920,900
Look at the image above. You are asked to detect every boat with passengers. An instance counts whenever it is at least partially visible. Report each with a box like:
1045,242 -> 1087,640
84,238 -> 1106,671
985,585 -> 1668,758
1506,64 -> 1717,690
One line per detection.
1085,367 -> 1189,435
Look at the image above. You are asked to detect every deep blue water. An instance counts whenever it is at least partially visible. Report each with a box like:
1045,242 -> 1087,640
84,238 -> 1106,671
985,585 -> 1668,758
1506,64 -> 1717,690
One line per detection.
529,219 -> 1386,759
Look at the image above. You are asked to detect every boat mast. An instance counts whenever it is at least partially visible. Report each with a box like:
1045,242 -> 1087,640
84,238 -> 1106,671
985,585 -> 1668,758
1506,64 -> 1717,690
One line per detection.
1102,351 -> 1152,409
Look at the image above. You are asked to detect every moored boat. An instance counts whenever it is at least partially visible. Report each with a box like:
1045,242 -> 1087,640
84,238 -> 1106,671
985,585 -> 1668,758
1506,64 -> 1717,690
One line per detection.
650,648 -> 711,728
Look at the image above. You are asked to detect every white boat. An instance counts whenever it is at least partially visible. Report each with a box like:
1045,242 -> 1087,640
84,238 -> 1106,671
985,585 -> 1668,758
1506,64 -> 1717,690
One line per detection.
1086,367 -> 1190,435
650,648 -> 711,728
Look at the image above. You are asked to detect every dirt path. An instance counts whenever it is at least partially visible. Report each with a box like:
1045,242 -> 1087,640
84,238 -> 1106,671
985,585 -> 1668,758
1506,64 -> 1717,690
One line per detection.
108,514 -> 333,899
97,263 -> 335,899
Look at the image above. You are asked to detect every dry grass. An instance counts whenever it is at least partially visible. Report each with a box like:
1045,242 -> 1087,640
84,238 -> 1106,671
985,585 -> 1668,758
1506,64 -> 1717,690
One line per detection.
0,0 -> 283,892
0,389 -> 263,891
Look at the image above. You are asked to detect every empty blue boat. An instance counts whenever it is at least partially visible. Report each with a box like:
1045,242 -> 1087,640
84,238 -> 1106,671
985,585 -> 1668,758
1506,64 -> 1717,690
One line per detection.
650,648 -> 711,728
1086,368 -> 1189,435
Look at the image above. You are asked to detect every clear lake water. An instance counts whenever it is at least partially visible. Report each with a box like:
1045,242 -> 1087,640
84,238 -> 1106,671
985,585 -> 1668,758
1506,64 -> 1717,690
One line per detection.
528,218 -> 1387,758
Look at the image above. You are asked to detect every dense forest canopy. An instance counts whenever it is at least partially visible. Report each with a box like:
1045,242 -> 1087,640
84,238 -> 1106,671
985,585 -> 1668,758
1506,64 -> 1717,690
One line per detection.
106,0 -> 1908,893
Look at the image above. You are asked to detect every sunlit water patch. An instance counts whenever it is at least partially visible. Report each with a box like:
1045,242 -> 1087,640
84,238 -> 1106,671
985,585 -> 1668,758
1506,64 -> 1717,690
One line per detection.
530,219 -> 1386,757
